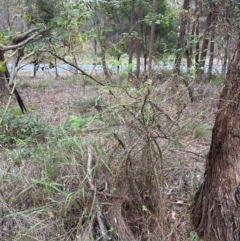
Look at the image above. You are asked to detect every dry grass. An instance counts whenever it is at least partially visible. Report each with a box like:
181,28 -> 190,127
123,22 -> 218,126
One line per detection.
0,71 -> 222,241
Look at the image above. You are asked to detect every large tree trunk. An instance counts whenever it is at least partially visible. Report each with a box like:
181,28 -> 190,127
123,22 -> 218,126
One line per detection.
192,35 -> 240,241
174,0 -> 190,75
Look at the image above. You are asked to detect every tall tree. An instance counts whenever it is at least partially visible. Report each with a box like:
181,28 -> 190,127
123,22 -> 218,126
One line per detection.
128,0 -> 135,79
207,3 -> 216,79
195,0 -> 200,70
197,4 -> 214,75
192,33 -> 240,241
147,0 -> 157,78
174,0 -> 190,75
135,1 -> 143,80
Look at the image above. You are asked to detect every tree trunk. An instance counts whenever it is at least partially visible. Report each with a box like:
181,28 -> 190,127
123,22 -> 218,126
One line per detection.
100,9 -> 111,79
222,34 -> 230,77
54,57 -> 59,80
208,4 -> 216,79
195,0 -> 200,70
136,2 -> 143,80
192,34 -> 240,241
147,0 -> 157,78
188,0 -> 200,71
174,0 -> 190,75
128,0 -> 135,79
197,5 -> 213,75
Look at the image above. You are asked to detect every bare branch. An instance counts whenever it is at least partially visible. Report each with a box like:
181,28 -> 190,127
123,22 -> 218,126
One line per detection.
1,27 -> 53,52
49,51 -> 105,86
12,28 -> 39,44
97,205 -> 111,241
87,146 -> 95,191
149,100 -> 179,126
86,146 -> 110,241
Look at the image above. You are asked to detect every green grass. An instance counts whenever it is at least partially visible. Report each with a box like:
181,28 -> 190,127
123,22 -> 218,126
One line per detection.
210,76 -> 225,87
180,120 -> 213,140
194,123 -> 213,140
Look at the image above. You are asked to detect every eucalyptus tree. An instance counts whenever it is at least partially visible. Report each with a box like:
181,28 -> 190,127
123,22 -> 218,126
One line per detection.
191,32 -> 240,241
190,1 -> 240,240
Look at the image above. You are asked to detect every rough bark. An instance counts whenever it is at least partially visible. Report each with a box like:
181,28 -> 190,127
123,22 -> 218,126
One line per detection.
175,0 -> 190,75
192,35 -> 240,241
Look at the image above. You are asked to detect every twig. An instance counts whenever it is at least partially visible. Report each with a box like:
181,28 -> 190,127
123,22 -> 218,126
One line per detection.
49,51 -> 105,86
97,191 -> 131,201
149,100 -> 179,126
97,205 -> 111,241
141,88 -> 151,113
113,133 -> 125,150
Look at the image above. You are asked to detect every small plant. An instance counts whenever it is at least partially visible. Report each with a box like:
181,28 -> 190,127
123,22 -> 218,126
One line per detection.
194,123 -> 212,140
210,76 -> 225,87
189,231 -> 200,241
0,109 -> 51,147
69,115 -> 105,132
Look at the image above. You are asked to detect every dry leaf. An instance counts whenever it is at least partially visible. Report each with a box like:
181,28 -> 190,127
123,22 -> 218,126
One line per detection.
48,211 -> 54,218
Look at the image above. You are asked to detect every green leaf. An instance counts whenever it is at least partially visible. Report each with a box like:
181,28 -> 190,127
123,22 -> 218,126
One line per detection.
189,231 -> 200,241
23,14 -> 32,23
109,59 -> 121,67
0,61 -> 6,72
142,205 -> 148,212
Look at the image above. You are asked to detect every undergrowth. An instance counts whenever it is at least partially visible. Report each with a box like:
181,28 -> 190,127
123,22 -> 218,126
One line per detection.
0,109 -> 51,147
0,76 -> 215,241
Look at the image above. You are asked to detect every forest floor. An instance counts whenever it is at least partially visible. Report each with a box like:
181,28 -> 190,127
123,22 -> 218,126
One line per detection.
0,70 -> 223,240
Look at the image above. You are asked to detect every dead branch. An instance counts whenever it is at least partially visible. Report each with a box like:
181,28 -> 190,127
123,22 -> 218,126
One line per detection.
141,87 -> 151,113
0,51 -> 26,113
12,28 -> 39,45
97,205 -> 111,241
87,146 -> 95,191
148,100 -> 179,126
3,27 -> 53,92
86,145 -> 110,241
1,27 -> 53,52
49,51 -> 105,86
